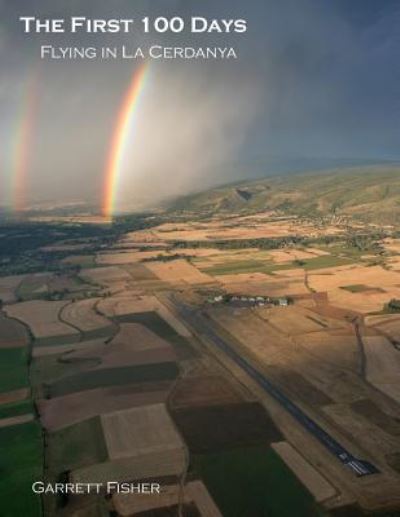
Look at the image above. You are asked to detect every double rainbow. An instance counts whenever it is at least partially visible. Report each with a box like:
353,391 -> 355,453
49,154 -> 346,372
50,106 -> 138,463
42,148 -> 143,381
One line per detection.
7,64 -> 148,215
102,63 -> 149,218
10,70 -> 39,212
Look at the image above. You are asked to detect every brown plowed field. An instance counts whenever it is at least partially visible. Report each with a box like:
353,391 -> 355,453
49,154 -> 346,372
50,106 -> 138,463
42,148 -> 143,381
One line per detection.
38,382 -> 172,431
0,313 -> 30,348
169,375 -> 244,409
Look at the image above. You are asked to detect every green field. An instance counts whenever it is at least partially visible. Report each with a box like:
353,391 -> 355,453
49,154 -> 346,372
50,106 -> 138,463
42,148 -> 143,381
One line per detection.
45,417 -> 108,516
46,416 -> 107,474
296,255 -> 352,270
193,445 -> 322,517
202,259 -> 276,276
340,284 -> 372,293
32,333 -> 81,348
0,421 -> 43,517
202,254 -> 352,276
16,275 -> 50,301
0,347 -> 29,393
46,361 -> 179,397
31,353 -> 100,397
80,325 -> 117,341
0,398 -> 34,419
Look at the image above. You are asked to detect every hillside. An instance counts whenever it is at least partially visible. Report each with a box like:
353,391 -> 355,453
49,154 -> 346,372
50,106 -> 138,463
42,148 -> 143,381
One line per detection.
169,165 -> 400,224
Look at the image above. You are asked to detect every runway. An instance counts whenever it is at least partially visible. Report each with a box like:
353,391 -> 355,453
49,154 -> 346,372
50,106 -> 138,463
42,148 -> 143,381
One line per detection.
179,304 -> 379,477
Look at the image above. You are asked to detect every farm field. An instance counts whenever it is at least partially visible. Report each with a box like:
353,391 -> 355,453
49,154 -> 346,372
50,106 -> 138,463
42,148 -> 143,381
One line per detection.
271,441 -> 336,503
126,216 -> 344,243
112,480 -> 222,516
114,310 -> 196,359
0,312 -> 30,348
0,398 -> 34,419
101,403 -> 185,459
3,199 -> 400,516
5,300 -> 79,340
60,298 -> 113,335
0,421 -> 43,517
203,299 -> 400,493
45,362 -> 179,397
38,381 -> 171,430
363,336 -> 400,403
0,347 -> 30,393
169,375 -> 245,409
0,274 -> 25,303
98,294 -> 192,337
172,402 -> 282,453
79,265 -> 132,286
146,258 -> 215,284
44,417 -> 108,516
193,445 -> 321,517
71,448 -> 186,485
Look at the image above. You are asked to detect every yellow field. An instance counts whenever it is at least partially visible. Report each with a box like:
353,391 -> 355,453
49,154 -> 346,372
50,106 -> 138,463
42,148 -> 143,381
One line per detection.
365,314 -> 400,342
71,448 -> 186,484
328,288 -> 391,313
268,248 -> 329,263
146,259 -> 214,284
208,306 -> 368,403
217,272 -> 308,297
98,294 -> 191,337
255,305 -> 346,335
113,480 -> 221,517
109,323 -> 170,351
309,265 -> 400,291
60,298 -> 111,332
39,383 -> 171,431
5,300 -> 78,339
363,336 -> 400,403
101,403 -> 185,460
80,266 -> 132,286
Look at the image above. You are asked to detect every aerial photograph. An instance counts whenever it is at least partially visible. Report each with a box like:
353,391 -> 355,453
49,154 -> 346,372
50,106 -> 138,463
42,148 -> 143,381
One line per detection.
1,1 -> 400,516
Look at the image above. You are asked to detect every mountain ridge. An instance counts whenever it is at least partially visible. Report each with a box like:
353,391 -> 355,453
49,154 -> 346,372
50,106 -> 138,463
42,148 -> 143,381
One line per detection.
168,165 -> 400,224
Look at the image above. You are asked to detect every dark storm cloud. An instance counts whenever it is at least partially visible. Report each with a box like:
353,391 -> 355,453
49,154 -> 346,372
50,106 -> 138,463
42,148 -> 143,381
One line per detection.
0,0 -> 399,209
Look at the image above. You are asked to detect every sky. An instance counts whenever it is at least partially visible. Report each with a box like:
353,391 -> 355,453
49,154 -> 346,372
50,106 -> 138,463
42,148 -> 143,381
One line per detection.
0,0 -> 399,212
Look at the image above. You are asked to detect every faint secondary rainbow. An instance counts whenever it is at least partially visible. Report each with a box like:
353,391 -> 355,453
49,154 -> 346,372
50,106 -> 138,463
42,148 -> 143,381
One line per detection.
10,70 -> 39,212
102,63 -> 149,217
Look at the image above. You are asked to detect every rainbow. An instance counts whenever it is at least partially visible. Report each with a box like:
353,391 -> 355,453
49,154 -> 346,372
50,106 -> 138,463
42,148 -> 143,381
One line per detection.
10,70 -> 39,212
102,62 -> 149,217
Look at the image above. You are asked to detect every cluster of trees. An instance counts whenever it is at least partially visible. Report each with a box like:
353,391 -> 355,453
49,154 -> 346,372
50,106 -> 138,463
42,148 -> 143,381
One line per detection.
388,299 -> 400,312
171,229 -> 388,253
0,213 -> 162,277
